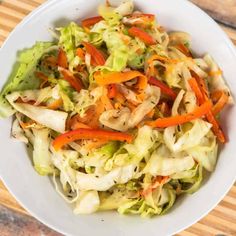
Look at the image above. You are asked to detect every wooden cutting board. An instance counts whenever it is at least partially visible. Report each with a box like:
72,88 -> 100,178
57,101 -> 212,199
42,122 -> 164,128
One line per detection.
0,0 -> 236,235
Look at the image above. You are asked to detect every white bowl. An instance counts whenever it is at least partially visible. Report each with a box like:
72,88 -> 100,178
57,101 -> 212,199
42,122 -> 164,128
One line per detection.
0,0 -> 235,235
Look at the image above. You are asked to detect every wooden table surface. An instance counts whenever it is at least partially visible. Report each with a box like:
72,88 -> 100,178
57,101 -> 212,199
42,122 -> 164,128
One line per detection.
0,0 -> 236,235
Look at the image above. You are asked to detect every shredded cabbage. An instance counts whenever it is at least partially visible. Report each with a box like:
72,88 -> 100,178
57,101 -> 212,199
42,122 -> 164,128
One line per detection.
0,42 -> 53,118
32,128 -> 55,175
58,22 -> 89,64
6,91 -> 68,133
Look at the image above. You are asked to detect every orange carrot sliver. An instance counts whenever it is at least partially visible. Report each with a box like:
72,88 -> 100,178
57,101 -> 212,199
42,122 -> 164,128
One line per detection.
141,176 -> 169,197
191,71 -> 226,143
82,42 -> 105,66
60,68 -> 83,93
101,88 -> 114,110
147,101 -> 212,128
212,91 -> 228,115
35,71 -> 48,81
107,84 -> 117,99
47,98 -> 63,110
205,112 -> 226,143
175,43 -> 192,57
128,27 -> 156,45
71,122 -> 91,130
148,76 -> 177,100
57,48 -> 68,69
52,128 -> 133,151
76,48 -> 85,60
94,70 -> 147,91
188,77 -> 204,104
81,16 -> 103,28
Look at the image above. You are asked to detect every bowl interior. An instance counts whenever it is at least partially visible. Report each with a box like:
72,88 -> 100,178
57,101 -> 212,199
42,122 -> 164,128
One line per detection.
0,0 -> 236,235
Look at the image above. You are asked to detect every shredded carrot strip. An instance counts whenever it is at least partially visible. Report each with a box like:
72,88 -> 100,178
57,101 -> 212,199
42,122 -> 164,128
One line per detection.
136,92 -> 145,101
57,48 -> 68,69
71,122 -> 91,130
188,77 -> 204,105
94,70 -> 147,91
81,16 -> 103,28
52,128 -> 133,151
101,88 -> 114,110
148,77 -> 177,100
147,101 -> 212,128
114,102 -> 122,110
82,42 -> 106,66
190,71 -> 209,99
90,101 -> 106,128
190,71 -> 226,143
128,27 -> 156,45
47,98 -> 63,110
35,71 -> 48,81
76,48 -> 85,60
141,176 -> 169,197
205,112 -> 226,143
60,68 -> 83,92
211,90 -> 223,102
175,43 -> 192,57
212,91 -> 229,115
127,101 -> 136,112
35,72 -> 49,89
209,69 -> 222,77
116,92 -> 126,104
107,84 -> 117,99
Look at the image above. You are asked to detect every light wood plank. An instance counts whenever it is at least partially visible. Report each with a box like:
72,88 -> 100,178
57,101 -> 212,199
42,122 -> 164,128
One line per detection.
190,222 -> 225,235
176,232 -> 196,236
190,0 -> 236,28
3,0 -> 35,12
0,5 -> 26,20
1,1 -> 32,15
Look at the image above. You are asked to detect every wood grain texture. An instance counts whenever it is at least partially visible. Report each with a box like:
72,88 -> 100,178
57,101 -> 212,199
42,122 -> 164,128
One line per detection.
191,0 -> 236,28
0,205 -> 62,236
0,1 -> 236,236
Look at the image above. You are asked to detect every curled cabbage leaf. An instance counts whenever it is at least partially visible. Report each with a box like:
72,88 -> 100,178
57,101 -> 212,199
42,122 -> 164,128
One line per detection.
103,30 -> 129,71
164,119 -> 212,153
74,86 -> 103,117
75,164 -> 136,191
204,54 -> 233,103
74,190 -> 100,214
32,128 -> 55,175
11,116 -> 28,143
100,85 -> 160,131
144,144 -> 195,176
6,91 -> 68,133
171,89 -> 185,116
187,131 -> 218,172
0,42 -> 53,118
105,126 -> 159,172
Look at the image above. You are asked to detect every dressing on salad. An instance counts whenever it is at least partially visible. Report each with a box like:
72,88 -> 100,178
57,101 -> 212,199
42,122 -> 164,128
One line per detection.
0,0 -> 233,217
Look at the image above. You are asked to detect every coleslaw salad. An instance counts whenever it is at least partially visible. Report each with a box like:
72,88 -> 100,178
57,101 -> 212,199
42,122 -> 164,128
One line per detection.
0,0 -> 233,217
